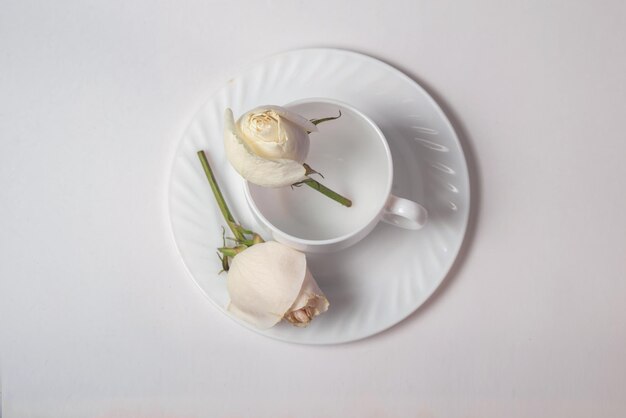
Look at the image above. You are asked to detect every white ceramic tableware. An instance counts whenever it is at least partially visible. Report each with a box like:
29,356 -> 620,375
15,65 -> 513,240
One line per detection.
244,98 -> 428,253
168,48 -> 470,344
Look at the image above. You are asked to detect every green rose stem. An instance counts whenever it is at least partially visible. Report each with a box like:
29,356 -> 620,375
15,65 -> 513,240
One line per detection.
295,179 -> 352,207
300,162 -> 352,207
305,111 -> 352,207
197,150 -> 246,242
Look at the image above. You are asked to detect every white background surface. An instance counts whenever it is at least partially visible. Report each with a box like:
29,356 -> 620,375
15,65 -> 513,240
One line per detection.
1,0 -> 625,417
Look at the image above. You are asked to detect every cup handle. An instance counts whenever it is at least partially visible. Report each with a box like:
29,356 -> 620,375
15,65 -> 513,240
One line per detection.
382,195 -> 428,230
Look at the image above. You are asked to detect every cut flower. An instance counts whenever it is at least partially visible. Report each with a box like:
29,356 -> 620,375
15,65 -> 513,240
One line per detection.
227,241 -> 329,329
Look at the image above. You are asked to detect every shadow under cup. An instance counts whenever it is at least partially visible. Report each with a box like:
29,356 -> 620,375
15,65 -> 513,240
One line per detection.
245,99 -> 392,249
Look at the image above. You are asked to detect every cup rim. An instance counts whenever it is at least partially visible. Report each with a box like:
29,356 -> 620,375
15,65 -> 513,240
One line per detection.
243,97 -> 394,247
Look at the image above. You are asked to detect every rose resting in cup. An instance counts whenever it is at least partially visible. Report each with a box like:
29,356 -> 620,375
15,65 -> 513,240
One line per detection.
244,99 -> 428,253
224,106 -> 352,206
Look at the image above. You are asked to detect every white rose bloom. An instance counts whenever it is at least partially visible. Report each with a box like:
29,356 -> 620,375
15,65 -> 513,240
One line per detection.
226,241 -> 329,329
224,107 -> 316,188
238,105 -> 316,162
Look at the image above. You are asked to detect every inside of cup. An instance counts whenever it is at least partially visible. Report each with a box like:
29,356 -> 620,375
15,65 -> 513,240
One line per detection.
247,99 -> 391,241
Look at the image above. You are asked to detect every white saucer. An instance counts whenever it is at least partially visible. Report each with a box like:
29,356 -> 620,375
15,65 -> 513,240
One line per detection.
168,48 -> 470,344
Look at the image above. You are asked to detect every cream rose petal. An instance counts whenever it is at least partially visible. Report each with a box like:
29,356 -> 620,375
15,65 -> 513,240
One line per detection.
224,108 -> 306,187
246,105 -> 317,133
289,270 -> 329,312
284,269 -> 330,327
238,114 -> 310,162
226,241 -> 308,329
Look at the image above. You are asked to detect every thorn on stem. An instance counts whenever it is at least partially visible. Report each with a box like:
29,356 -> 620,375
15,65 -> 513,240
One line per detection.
303,163 -> 325,178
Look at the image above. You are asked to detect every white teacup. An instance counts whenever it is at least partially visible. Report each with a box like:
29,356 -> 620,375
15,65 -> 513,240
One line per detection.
243,98 -> 427,253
